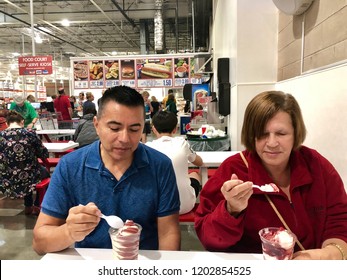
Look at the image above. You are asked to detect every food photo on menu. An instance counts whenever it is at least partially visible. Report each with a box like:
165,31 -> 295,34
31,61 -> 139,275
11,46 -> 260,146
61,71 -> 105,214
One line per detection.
120,60 -> 135,79
73,61 -> 89,80
105,60 -> 119,80
174,58 -> 189,78
89,60 -> 104,80
137,58 -> 172,79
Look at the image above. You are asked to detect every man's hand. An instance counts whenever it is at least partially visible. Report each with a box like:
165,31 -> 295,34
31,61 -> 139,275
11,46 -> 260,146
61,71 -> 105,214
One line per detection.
65,202 -> 101,242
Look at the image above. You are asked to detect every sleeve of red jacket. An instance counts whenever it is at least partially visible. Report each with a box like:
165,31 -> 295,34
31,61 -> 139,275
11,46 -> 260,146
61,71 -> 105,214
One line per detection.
318,153 -> 347,244
194,155 -> 248,251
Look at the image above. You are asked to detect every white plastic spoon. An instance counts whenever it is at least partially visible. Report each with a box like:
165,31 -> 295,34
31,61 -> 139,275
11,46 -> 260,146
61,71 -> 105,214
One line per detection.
78,204 -> 124,228
253,183 -> 279,192
100,214 -> 124,229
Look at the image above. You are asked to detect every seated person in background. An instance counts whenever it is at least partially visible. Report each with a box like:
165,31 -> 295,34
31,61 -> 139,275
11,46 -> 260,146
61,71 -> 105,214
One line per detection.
33,85 -> 180,254
147,110 -> 203,214
195,90 -> 347,260
73,107 -> 99,148
0,111 -> 50,216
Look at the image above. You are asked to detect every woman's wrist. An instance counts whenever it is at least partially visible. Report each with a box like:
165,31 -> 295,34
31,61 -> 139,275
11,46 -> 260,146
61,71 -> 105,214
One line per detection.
324,243 -> 346,260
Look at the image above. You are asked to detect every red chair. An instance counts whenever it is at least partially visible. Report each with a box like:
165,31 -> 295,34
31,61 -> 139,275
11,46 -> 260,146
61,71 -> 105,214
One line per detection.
36,177 -> 50,206
38,158 -> 60,173
179,203 -> 199,224
189,168 -> 217,178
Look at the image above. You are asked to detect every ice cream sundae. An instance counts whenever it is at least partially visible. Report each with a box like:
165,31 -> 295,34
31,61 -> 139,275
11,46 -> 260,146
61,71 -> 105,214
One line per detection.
258,227 -> 296,260
109,220 -> 142,260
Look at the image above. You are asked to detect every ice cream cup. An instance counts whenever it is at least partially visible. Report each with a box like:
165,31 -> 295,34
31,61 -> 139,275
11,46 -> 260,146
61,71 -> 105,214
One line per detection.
109,223 -> 142,260
258,227 -> 296,260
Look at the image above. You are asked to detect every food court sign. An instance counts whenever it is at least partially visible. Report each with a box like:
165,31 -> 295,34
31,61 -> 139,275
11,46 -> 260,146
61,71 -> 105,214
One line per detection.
18,55 -> 53,75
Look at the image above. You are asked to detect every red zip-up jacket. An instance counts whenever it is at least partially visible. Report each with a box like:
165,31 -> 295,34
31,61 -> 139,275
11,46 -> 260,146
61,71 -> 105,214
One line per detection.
195,146 -> 347,253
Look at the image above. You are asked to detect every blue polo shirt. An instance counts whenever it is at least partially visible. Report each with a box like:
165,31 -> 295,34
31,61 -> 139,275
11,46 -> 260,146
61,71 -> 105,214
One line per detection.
41,140 -> 180,250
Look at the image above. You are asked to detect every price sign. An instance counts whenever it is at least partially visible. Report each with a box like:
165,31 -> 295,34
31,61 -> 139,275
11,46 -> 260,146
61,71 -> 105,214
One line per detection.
90,80 -> 104,88
74,80 -> 88,89
121,80 -> 135,88
191,78 -> 203,84
174,78 -> 189,87
105,80 -> 119,87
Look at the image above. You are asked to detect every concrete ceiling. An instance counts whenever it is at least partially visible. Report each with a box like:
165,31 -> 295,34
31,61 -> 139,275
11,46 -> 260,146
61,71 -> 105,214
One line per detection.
0,0 -> 212,82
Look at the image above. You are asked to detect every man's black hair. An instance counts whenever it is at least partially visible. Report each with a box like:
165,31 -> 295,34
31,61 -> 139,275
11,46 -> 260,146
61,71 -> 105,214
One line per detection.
152,110 -> 178,133
97,86 -> 144,117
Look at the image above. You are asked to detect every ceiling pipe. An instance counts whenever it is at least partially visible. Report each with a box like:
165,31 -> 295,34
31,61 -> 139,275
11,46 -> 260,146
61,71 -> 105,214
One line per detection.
2,0 -> 107,55
175,0 -> 178,52
0,10 -> 92,55
110,0 -> 137,29
154,0 -> 164,53
89,0 -> 139,48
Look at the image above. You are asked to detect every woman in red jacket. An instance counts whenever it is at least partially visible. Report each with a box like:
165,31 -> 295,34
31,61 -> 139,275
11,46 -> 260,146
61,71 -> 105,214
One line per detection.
195,91 -> 347,260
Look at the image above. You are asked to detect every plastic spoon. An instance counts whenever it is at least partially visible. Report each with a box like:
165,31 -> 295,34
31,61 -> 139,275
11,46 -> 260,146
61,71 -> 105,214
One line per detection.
78,204 -> 124,228
100,214 -> 124,229
252,183 -> 279,192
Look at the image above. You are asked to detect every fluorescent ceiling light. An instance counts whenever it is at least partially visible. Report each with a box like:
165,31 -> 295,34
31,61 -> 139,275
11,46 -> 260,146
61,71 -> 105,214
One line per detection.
35,36 -> 43,44
61,19 -> 70,27
38,27 -> 52,33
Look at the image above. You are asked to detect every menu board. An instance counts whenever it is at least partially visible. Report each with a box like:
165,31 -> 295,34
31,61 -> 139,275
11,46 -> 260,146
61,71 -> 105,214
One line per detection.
136,58 -> 173,88
104,60 -> 120,88
89,60 -> 104,88
71,55 -> 206,90
73,61 -> 89,89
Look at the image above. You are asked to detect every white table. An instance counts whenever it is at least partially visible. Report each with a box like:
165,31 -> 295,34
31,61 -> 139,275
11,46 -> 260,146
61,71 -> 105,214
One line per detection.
189,151 -> 239,185
41,248 -> 262,260
36,129 -> 76,142
43,142 -> 79,153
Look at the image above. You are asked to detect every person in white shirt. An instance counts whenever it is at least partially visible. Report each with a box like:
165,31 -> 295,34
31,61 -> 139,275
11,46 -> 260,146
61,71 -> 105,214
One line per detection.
147,110 -> 203,214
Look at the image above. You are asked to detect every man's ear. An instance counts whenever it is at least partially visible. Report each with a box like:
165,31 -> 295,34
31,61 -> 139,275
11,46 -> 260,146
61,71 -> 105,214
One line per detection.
152,126 -> 158,134
93,116 -> 100,135
172,127 -> 177,134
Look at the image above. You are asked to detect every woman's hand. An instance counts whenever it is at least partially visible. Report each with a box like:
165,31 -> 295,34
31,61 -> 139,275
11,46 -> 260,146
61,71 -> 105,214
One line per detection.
293,247 -> 334,260
293,241 -> 346,260
220,173 -> 253,217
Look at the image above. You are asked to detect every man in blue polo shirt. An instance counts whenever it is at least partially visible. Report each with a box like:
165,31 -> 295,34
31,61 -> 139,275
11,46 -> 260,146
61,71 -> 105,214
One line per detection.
33,86 -> 181,254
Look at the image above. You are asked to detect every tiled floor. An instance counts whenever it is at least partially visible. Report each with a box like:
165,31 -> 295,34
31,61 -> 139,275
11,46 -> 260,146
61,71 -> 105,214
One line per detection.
0,194 -> 205,260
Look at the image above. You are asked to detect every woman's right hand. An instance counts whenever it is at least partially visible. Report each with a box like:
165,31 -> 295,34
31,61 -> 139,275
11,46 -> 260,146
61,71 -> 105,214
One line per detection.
220,173 -> 253,217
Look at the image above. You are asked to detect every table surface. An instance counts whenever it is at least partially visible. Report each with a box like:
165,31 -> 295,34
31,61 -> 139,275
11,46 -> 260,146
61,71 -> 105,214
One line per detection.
189,151 -> 239,167
36,129 -> 76,135
41,248 -> 263,260
43,142 -> 79,153
189,151 -> 239,185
